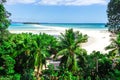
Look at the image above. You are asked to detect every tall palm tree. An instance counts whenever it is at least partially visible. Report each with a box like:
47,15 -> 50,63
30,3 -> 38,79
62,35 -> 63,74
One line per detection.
33,33 -> 57,78
56,29 -> 88,73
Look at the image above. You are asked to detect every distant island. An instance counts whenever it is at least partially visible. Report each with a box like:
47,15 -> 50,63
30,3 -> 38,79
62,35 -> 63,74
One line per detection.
22,22 -> 40,24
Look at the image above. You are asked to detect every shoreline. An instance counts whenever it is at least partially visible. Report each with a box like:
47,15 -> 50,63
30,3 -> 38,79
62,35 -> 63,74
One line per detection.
9,25 -> 111,54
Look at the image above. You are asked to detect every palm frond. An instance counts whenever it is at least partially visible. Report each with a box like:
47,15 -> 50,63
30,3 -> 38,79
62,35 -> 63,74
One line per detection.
56,49 -> 68,57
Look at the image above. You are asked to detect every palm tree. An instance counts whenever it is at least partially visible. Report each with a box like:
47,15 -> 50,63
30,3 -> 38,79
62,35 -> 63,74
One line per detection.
105,34 -> 120,56
33,33 -> 58,78
34,40 -> 48,78
56,29 -> 88,73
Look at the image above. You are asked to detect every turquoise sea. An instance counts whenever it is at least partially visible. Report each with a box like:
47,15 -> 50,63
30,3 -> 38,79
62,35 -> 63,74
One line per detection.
8,22 -> 107,30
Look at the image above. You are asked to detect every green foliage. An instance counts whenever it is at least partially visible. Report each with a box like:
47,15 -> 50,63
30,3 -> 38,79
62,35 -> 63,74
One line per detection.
0,74 -> 21,80
42,64 -> 58,80
42,65 -> 78,80
98,57 -> 112,79
0,4 -> 9,30
0,76 -> 13,80
0,3 -> 10,42
107,0 -> 120,34
0,32 -> 58,79
59,70 -> 78,80
106,33 -> 120,56
78,51 -> 113,79
57,29 -> 88,73
0,55 -> 15,75
109,69 -> 120,80
21,69 -> 36,80
12,74 -> 21,80
0,33 -> 58,73
43,64 -> 57,76
1,28 -> 120,80
1,0 -> 120,79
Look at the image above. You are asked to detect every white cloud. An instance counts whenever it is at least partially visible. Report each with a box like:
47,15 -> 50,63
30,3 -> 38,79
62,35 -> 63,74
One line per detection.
38,0 -> 107,6
6,0 -> 108,6
6,0 -> 36,4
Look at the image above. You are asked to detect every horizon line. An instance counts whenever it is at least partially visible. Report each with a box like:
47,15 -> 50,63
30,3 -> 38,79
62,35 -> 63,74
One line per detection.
12,21 -> 106,24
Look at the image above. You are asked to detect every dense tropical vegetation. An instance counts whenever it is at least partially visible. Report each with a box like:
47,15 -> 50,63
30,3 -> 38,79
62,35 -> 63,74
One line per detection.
1,29 -> 120,80
1,0 -> 120,80
0,33 -> 58,80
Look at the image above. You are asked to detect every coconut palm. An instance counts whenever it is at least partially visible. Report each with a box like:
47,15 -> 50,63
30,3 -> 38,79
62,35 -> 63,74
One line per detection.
33,33 -> 58,78
56,29 -> 88,73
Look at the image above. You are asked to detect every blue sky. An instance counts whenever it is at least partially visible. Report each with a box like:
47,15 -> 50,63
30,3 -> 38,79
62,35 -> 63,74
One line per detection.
5,0 -> 109,23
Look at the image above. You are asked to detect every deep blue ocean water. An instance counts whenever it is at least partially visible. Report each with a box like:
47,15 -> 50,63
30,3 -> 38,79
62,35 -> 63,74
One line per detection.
8,22 -> 107,30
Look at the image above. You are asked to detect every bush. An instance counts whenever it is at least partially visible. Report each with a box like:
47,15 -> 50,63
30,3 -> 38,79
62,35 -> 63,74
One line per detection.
20,69 -> 36,80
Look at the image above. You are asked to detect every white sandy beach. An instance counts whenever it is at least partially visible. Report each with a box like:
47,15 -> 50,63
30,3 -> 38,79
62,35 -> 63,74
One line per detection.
9,25 -> 111,54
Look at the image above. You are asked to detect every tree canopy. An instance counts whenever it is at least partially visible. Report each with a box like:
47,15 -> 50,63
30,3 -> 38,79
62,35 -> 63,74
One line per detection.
107,0 -> 120,34
0,1 -> 10,42
0,0 -> 6,3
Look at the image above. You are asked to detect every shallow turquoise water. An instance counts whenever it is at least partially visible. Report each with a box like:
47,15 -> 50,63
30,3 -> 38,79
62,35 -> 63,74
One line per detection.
8,22 -> 107,30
